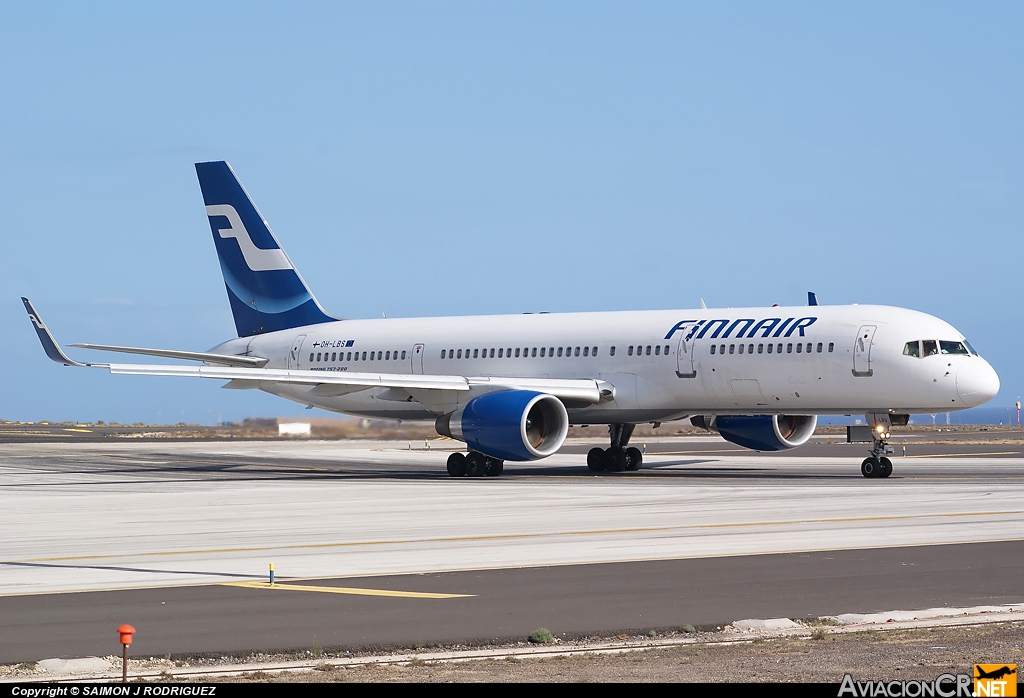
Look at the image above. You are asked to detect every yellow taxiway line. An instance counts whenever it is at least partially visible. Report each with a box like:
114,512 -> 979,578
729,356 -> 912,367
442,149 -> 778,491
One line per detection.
221,580 -> 472,598
20,509 -> 1024,564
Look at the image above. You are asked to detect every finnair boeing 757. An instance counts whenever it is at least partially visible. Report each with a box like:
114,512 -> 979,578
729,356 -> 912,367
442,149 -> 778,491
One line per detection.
23,162 -> 1000,478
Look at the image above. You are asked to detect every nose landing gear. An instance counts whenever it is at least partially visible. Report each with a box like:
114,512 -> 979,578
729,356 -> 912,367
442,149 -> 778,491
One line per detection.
861,428 -> 895,479
587,424 -> 643,473
861,456 -> 893,478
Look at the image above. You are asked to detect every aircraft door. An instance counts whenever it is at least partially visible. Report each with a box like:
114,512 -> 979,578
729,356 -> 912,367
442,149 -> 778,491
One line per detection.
412,343 -> 425,375
853,325 -> 876,377
676,327 -> 697,378
288,334 -> 307,369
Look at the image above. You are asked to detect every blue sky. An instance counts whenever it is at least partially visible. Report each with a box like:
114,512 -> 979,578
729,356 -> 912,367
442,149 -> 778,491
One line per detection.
1,2 -> 1021,424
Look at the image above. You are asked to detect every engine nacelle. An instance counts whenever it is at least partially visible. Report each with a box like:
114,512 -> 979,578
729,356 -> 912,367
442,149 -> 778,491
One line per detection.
435,390 -> 569,461
691,414 -> 818,451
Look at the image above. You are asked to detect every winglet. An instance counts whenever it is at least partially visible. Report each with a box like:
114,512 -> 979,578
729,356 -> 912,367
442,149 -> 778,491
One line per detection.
808,291 -> 818,306
21,298 -> 96,367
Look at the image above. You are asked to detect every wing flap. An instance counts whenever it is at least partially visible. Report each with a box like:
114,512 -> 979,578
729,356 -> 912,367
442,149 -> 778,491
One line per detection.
104,364 -> 610,404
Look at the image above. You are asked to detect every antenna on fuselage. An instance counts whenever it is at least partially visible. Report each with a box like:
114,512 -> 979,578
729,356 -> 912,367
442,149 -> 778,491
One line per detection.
808,291 -> 819,306
700,298 -> 707,309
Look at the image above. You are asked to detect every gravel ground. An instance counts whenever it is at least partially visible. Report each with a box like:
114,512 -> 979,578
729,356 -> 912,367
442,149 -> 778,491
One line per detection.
216,622 -> 1024,683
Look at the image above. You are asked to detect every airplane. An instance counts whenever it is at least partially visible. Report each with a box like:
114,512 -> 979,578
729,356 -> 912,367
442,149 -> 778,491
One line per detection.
23,161 -> 1000,479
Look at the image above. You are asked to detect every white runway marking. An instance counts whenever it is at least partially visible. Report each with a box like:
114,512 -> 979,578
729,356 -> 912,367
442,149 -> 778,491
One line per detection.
1,440 -> 1022,595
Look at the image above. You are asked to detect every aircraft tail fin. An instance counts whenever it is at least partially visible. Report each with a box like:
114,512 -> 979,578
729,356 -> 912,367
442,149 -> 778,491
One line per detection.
195,161 -> 336,337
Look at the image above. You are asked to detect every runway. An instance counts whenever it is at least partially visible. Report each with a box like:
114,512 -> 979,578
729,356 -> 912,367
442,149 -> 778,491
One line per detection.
1,437 -> 1022,662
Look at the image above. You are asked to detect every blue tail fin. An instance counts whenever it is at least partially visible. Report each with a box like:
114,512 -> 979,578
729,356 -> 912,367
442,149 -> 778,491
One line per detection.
195,161 -> 336,337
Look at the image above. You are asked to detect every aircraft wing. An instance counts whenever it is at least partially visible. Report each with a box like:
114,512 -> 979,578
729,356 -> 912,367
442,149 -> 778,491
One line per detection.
23,298 -> 609,405
69,343 -> 269,367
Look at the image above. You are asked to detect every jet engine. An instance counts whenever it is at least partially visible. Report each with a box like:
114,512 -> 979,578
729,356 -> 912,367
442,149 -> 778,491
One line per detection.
435,390 -> 569,461
690,414 -> 817,451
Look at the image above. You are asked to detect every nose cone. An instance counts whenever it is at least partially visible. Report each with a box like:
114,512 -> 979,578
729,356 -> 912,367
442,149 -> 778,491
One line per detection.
957,360 -> 1000,407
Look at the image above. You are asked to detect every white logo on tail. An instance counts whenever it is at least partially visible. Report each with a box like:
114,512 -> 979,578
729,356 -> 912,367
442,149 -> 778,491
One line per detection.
206,204 -> 292,272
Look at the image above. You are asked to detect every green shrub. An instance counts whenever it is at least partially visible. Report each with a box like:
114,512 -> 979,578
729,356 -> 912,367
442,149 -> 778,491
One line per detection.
529,628 -> 554,644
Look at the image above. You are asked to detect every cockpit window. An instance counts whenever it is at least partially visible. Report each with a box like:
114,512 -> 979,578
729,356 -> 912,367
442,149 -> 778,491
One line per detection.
903,341 -> 920,357
922,340 -> 938,356
964,340 -> 979,356
940,341 -> 969,355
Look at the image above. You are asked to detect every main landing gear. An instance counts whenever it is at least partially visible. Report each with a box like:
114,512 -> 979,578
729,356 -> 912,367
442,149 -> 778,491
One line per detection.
447,451 -> 503,478
861,429 -> 895,479
587,424 -> 643,473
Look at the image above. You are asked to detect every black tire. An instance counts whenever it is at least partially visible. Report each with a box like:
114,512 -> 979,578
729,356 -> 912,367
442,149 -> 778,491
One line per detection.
485,458 -> 504,477
861,457 -> 879,478
587,447 -> 606,472
625,447 -> 643,471
465,451 -> 486,477
446,452 -> 466,477
879,457 -> 893,478
607,447 -> 627,472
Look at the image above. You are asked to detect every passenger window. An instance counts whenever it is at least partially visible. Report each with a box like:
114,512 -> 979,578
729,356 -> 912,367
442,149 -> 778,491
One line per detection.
347,352 -> 352,361
766,344 -> 772,354
805,343 -> 811,353
309,353 -> 314,362
317,352 -> 322,362
816,343 -> 822,353
508,347 -> 513,357
923,340 -> 938,356
575,347 -> 581,357
515,348 -> 521,358
540,347 -> 546,357
645,345 -> 651,356
532,348 -> 537,357
940,341 -> 969,355
441,350 -> 446,359
664,345 -> 669,355
498,348 -> 503,358
628,346 -> 633,356
720,344 -> 725,354
584,346 -> 590,357
827,343 -> 834,353
729,344 -> 735,354
384,351 -> 389,360
401,350 -> 406,359
594,346 -> 599,356
609,346 -> 615,357
710,344 -> 717,355
470,349 -> 475,358
548,347 -> 554,356
490,348 -> 495,358
654,345 -> 660,356
457,349 -> 462,359
796,343 -> 802,353
557,347 -> 563,357
786,344 -> 793,353
737,344 -> 744,355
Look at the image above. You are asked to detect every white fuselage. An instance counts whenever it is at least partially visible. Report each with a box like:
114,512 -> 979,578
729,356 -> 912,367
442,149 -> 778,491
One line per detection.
210,303 -> 999,424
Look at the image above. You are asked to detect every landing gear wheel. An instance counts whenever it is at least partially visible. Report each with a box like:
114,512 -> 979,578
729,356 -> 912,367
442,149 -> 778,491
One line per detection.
625,447 -> 643,471
606,447 -> 627,473
878,457 -> 892,478
446,452 -> 466,477
861,457 -> 879,478
484,458 -> 504,477
587,447 -> 606,472
465,451 -> 487,477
